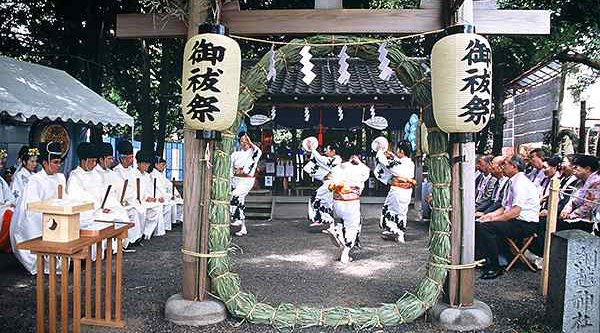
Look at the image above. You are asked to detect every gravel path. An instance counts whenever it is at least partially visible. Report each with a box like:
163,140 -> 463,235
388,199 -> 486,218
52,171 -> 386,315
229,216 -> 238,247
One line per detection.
0,210 -> 554,332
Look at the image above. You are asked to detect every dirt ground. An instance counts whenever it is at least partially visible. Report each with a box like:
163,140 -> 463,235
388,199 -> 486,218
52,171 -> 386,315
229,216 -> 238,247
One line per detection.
0,210 -> 556,332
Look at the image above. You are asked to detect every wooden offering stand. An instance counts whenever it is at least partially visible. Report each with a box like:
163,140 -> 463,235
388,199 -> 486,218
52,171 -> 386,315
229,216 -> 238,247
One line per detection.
18,199 -> 130,332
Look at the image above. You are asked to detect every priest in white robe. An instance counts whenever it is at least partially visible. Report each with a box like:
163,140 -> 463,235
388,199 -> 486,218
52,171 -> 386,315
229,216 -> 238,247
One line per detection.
374,140 -> 415,243
114,141 -> 162,239
10,142 -> 65,275
94,142 -> 144,247
151,156 -> 183,225
230,132 -> 262,237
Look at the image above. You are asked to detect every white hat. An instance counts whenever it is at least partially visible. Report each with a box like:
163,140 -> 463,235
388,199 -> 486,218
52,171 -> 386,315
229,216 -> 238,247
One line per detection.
363,116 -> 388,130
249,114 -> 271,126
371,136 -> 389,152
302,136 -> 319,152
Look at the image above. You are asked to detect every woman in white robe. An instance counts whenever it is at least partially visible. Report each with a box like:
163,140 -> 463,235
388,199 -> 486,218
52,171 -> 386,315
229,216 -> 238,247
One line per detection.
374,140 -> 415,243
0,149 -> 16,252
11,146 -> 39,201
302,139 -> 342,228
10,142 -> 65,275
230,132 -> 262,237
324,152 -> 370,264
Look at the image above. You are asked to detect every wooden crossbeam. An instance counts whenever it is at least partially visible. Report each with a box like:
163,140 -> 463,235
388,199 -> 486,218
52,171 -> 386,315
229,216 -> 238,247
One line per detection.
116,8 -> 549,38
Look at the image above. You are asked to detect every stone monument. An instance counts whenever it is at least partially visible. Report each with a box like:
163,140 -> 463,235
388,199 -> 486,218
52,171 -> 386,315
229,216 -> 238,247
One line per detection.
546,229 -> 600,332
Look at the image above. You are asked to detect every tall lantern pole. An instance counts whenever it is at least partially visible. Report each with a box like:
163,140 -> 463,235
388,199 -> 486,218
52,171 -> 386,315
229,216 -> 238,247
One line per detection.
165,0 -> 240,326
430,0 -> 493,330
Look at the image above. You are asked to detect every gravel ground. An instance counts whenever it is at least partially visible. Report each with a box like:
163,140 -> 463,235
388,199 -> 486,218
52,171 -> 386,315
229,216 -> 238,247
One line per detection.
0,209 -> 556,333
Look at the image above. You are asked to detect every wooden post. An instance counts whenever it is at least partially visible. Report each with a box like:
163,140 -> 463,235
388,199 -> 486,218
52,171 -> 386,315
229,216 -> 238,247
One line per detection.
414,112 -> 423,219
36,255 -> 45,333
181,0 -> 211,302
542,177 -> 559,297
459,138 -> 475,305
446,137 -> 462,306
578,100 -> 587,154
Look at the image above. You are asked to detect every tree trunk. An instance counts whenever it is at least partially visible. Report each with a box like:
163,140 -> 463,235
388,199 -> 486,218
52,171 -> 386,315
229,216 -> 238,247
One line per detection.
155,39 -> 174,156
139,40 -> 155,153
85,0 -> 106,143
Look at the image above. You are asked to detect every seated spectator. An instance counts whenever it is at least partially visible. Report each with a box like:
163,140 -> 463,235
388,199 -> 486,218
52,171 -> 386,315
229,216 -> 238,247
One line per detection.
558,154 -> 580,213
559,154 -> 600,233
475,155 -> 540,280
475,155 -> 496,210
476,156 -> 509,215
527,148 -> 546,195
538,155 -> 562,216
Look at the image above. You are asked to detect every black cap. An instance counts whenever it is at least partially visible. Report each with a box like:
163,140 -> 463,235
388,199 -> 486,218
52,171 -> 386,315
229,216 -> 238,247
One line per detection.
100,142 -> 113,158
39,142 -> 63,161
116,140 -> 133,155
135,150 -> 153,164
572,154 -> 599,172
76,142 -> 96,160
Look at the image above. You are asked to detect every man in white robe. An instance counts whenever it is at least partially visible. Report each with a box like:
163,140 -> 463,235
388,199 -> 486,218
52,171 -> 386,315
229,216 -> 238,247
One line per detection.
126,150 -> 166,238
10,142 -> 66,275
11,145 -> 39,201
374,140 -> 415,243
151,156 -> 183,225
230,132 -> 262,237
323,151 -> 370,264
302,140 -> 342,229
0,149 -> 16,252
114,141 -> 162,239
94,142 -> 144,247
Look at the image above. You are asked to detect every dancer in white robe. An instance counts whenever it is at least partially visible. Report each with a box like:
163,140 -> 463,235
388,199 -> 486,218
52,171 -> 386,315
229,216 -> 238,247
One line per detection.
302,138 -> 342,229
114,141 -> 162,239
151,156 -> 183,225
10,142 -> 65,275
323,152 -> 370,264
0,149 -> 16,252
94,142 -> 144,247
11,146 -> 39,201
230,132 -> 262,237
374,139 -> 415,243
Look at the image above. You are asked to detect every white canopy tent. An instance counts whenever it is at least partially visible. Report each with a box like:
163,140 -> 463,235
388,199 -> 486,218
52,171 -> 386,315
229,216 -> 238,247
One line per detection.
0,56 -> 133,127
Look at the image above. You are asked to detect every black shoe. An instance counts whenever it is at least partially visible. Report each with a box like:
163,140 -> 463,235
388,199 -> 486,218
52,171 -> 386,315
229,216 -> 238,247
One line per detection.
480,268 -> 504,280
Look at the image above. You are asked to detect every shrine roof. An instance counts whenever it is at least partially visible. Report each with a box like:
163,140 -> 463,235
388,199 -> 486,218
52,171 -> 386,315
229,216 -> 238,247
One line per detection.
244,58 -> 418,97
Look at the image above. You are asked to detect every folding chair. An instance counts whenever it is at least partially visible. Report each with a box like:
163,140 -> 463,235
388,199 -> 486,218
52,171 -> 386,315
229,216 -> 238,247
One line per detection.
504,233 -> 538,272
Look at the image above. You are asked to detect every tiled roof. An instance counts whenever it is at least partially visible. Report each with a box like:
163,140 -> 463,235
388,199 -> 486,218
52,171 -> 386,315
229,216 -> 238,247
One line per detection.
245,58 -> 412,96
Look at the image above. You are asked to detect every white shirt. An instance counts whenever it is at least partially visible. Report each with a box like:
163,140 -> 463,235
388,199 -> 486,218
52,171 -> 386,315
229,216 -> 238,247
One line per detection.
94,165 -> 129,209
230,144 -> 262,177
374,152 -> 415,185
113,163 -> 133,182
11,167 -> 34,201
329,160 -> 371,195
303,149 -> 342,181
127,168 -> 157,203
66,166 -> 105,210
504,172 -> 540,223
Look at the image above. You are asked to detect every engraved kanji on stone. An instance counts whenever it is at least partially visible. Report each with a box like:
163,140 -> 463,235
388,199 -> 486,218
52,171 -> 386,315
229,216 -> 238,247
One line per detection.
461,39 -> 491,66
459,95 -> 490,125
186,94 -> 219,122
188,39 -> 225,66
186,67 -> 223,93
461,68 -> 491,95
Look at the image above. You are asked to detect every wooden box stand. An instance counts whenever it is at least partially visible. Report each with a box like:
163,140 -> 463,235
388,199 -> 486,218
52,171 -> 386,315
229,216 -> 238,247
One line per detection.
28,200 -> 94,243
17,224 -> 129,333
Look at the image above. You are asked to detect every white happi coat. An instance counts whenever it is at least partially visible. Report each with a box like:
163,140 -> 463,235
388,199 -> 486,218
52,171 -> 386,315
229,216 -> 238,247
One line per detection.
94,165 -> 144,245
303,149 -> 342,224
230,144 -> 262,225
10,169 -> 66,275
329,160 -> 370,249
126,167 -> 166,237
375,151 -> 415,236
11,167 -> 35,202
0,176 -> 15,236
151,169 -> 183,224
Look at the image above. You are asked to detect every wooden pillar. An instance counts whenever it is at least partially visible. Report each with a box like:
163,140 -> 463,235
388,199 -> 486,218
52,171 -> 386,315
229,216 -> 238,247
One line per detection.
182,0 -> 210,301
541,177 -> 559,296
578,100 -> 587,154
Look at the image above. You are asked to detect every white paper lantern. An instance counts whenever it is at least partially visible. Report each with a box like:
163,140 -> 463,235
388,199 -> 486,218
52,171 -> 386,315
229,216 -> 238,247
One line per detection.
431,33 -> 492,133
181,33 -> 241,131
